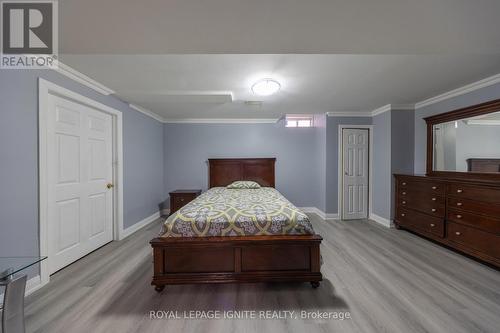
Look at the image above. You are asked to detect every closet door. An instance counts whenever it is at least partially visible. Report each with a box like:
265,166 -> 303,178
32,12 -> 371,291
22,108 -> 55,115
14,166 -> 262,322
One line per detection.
342,128 -> 369,220
47,94 -> 113,274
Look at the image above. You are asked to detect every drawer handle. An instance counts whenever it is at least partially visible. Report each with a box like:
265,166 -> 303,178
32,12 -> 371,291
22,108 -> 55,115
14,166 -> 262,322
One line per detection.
456,202 -> 463,206
430,223 -> 435,227
456,214 -> 462,219
402,201 -> 406,204
180,198 -> 185,202
455,231 -> 461,236
432,186 -> 437,190
402,192 -> 406,195
431,208 -> 436,212
402,182 -> 407,186
401,213 -> 406,217
457,189 -> 463,193
431,197 -> 436,201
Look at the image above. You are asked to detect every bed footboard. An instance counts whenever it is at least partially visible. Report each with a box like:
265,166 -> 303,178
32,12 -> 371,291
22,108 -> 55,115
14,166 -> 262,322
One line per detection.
150,234 -> 323,291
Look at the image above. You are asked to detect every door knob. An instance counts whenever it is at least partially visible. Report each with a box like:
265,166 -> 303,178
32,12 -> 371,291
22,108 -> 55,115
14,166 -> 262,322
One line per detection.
106,183 -> 114,189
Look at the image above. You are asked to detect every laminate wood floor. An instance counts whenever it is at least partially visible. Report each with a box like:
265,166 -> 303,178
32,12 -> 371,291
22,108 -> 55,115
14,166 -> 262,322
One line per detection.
25,215 -> 500,333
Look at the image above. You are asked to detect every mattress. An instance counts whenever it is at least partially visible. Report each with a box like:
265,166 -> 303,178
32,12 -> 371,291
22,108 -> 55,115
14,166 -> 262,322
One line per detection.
161,187 -> 315,237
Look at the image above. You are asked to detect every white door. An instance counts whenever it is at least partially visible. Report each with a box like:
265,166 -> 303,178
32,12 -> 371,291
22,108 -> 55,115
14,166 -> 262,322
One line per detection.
342,128 -> 369,220
47,95 -> 114,274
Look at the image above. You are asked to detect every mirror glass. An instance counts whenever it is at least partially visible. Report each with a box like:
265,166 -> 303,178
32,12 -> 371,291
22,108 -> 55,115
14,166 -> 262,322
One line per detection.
433,110 -> 500,173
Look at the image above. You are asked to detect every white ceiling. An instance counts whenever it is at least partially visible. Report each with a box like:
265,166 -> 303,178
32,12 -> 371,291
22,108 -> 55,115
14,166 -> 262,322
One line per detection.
59,0 -> 500,54
61,54 -> 500,120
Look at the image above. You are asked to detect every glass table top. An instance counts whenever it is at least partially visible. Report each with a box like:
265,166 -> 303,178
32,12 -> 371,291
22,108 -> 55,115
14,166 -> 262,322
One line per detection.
0,257 -> 47,280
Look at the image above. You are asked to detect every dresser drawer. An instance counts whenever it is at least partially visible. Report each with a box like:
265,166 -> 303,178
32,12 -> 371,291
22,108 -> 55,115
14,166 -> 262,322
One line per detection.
396,207 -> 444,238
448,197 -> 500,218
172,195 -> 195,209
447,222 -> 500,260
398,193 -> 445,218
398,179 -> 445,196
447,208 -> 500,235
447,183 -> 500,203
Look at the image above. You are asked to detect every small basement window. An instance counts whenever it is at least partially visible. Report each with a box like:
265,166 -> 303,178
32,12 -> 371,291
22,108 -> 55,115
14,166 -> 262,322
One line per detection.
285,115 -> 314,128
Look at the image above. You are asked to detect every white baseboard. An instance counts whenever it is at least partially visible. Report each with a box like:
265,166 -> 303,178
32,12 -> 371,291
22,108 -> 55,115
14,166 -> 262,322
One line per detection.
325,213 -> 339,220
295,207 -> 394,228
299,207 -> 338,220
369,213 -> 394,228
120,211 -> 161,240
0,274 -> 42,303
26,274 -> 43,295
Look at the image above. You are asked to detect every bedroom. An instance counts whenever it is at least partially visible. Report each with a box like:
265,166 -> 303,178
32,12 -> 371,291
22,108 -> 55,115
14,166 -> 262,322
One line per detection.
1,1 -> 500,333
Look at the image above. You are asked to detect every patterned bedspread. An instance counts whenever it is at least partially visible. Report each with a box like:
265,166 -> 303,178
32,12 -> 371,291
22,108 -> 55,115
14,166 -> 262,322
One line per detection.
161,187 -> 315,237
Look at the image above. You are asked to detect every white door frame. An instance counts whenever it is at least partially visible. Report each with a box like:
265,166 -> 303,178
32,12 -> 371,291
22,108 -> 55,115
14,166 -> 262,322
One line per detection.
338,125 -> 373,220
38,78 -> 124,287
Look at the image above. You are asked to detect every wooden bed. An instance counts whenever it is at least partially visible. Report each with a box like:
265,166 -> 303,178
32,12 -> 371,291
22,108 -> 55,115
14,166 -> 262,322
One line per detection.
150,158 -> 323,291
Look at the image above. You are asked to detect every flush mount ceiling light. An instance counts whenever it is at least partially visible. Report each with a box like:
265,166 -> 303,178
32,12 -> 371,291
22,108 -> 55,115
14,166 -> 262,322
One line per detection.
251,78 -> 281,96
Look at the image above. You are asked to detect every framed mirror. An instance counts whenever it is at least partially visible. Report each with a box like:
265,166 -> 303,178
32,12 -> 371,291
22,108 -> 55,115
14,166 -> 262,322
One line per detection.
425,99 -> 500,180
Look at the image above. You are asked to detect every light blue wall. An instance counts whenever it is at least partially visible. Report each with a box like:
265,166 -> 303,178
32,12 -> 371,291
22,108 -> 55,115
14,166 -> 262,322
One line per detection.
122,109 -> 164,227
390,110 -> 415,219
372,111 -> 392,220
314,114 -> 327,212
163,119 -> 325,209
325,116 -> 372,214
0,70 -> 164,268
372,110 -> 415,221
414,82 -> 500,173
391,110 -> 415,175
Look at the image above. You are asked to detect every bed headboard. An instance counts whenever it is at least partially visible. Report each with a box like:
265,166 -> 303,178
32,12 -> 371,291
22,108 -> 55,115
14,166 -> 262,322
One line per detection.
208,158 -> 276,188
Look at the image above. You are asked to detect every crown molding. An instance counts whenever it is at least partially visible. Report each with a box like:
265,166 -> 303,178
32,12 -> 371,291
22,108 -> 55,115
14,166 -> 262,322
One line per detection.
391,104 -> 415,111
128,104 -> 166,123
371,104 -> 415,116
163,118 -> 279,124
326,111 -> 372,117
415,73 -> 500,109
371,104 -> 392,116
55,62 -> 115,95
327,104 -> 414,118
55,62 -> 167,124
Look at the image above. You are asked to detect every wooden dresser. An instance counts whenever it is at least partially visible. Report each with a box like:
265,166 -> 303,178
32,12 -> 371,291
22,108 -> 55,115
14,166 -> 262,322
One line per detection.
394,174 -> 500,267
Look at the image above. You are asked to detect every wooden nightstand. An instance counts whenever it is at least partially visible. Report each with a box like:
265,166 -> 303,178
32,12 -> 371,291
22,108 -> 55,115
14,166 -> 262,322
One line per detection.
169,189 -> 202,215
